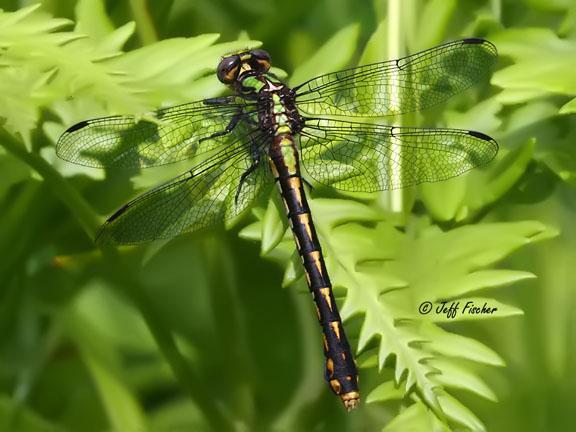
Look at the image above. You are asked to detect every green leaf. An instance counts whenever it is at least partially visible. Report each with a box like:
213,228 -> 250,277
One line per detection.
496,87 -> 550,105
100,22 -> 136,54
0,395 -> 66,432
492,28 -> 576,97
420,325 -> 505,366
431,358 -> 498,401
75,0 -> 115,40
413,0 -> 457,50
559,96 -> 576,114
289,23 -> 360,86
422,221 -> 551,270
64,289 -> 148,432
366,381 -> 405,403
0,151 -> 32,200
438,392 -> 486,431
420,176 -> 467,222
282,249 -> 304,288
444,96 -> 503,133
440,269 -> 535,298
383,221 -> 552,304
0,2 -> 260,144
149,399 -> 205,432
505,101 -> 558,132
384,403 -> 450,432
423,268 -> 535,301
523,0 -> 575,12
359,19 -> 389,65
261,194 -> 288,254
83,355 -> 148,432
238,221 -> 262,242
310,198 -> 383,228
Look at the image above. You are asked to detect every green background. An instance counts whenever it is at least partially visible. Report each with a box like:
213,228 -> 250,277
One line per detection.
0,0 -> 575,431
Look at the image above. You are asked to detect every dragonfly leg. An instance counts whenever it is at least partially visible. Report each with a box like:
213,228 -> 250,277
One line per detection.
198,111 -> 242,144
235,158 -> 260,205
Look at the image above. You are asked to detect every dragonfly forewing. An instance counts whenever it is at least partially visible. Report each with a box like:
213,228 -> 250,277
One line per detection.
293,38 -> 497,118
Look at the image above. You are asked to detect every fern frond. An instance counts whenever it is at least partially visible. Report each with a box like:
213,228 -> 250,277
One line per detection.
0,5 -> 259,145
241,196 -> 555,429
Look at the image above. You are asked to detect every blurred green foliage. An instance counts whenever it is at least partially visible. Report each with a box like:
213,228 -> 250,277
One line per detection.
0,0 -> 575,431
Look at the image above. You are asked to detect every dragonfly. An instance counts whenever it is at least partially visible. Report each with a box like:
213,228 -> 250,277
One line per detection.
57,38 -> 498,410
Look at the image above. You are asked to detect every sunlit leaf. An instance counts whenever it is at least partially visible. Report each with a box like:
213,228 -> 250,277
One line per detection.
289,23 -> 360,86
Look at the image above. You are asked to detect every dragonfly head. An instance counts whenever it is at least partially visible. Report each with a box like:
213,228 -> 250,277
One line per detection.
217,49 -> 271,85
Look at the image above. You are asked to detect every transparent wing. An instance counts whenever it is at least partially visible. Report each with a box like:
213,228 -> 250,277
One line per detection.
57,98 -> 257,168
95,131 -> 272,245
293,38 -> 497,117
300,118 -> 498,192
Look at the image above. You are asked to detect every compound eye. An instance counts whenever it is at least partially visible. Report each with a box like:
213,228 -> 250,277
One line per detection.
217,56 -> 240,84
250,49 -> 271,71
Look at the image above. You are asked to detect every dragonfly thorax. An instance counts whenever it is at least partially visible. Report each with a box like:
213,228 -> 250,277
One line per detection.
256,80 -> 304,136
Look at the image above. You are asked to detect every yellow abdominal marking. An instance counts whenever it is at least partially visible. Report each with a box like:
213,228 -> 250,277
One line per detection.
326,358 -> 335,377
297,213 -> 313,242
319,287 -> 333,312
330,379 -> 342,394
309,251 -> 323,276
288,177 -> 303,207
287,175 -> 301,189
330,321 -> 341,340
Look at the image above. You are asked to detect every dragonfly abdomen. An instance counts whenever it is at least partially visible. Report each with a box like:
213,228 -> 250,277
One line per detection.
269,133 -> 360,410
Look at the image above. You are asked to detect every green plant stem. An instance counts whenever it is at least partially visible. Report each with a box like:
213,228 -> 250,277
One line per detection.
0,128 -> 100,238
385,0 -> 404,213
491,0 -> 502,21
381,0 -> 418,217
129,0 -> 159,45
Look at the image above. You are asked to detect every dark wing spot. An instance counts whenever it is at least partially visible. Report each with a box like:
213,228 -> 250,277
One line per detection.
106,203 -> 130,222
65,120 -> 90,133
462,38 -> 486,45
468,130 -> 493,141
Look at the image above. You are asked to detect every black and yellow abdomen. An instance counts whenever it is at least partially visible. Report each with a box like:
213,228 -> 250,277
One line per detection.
268,131 -> 360,410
